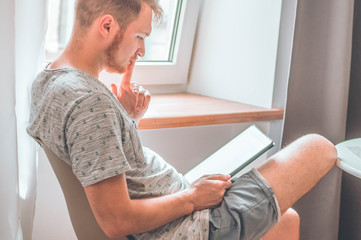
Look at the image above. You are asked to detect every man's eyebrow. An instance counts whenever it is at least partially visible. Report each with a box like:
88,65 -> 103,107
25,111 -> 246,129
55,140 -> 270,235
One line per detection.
137,31 -> 150,37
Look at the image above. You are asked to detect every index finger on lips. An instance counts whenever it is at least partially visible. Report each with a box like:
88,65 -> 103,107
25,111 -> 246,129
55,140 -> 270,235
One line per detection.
111,84 -> 118,96
121,60 -> 135,87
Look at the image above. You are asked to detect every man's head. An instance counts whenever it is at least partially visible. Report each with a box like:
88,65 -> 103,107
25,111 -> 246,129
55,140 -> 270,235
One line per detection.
75,0 -> 163,34
73,0 -> 163,73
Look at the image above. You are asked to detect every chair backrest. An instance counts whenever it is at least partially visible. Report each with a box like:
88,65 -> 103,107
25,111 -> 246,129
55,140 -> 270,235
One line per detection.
37,140 -> 128,240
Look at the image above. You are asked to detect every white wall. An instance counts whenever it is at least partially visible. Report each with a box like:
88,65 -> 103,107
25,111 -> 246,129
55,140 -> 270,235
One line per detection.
187,0 -> 282,109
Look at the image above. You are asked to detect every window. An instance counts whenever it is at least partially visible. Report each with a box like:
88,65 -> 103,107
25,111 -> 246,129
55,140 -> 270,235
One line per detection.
45,0 -> 201,85
140,0 -> 180,62
45,0 -> 75,60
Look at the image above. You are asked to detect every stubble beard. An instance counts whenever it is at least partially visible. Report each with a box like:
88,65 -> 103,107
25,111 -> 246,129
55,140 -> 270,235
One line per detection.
105,30 -> 127,74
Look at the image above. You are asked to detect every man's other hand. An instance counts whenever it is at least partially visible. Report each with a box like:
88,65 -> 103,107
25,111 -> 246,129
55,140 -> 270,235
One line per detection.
187,174 -> 232,211
111,61 -> 151,123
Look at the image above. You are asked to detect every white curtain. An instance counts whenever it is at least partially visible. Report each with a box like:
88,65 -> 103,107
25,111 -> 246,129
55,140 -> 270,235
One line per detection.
0,0 -> 21,239
0,0 -> 48,239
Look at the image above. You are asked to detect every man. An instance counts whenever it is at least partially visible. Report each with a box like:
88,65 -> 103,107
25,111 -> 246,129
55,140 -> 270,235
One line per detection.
27,0 -> 337,239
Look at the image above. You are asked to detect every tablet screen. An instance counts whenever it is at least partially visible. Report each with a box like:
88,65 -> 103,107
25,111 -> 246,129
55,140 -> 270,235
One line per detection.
184,125 -> 274,183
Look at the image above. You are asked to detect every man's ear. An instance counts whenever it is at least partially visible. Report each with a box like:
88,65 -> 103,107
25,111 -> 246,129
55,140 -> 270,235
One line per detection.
98,15 -> 116,37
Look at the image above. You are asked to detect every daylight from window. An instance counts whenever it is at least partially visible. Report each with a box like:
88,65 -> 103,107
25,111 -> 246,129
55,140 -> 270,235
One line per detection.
45,0 -> 180,62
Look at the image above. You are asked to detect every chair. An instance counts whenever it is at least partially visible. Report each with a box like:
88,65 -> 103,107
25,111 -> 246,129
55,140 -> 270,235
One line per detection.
36,139 -> 128,240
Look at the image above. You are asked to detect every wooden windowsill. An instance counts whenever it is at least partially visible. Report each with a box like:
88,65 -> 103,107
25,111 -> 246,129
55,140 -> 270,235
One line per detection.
138,93 -> 284,130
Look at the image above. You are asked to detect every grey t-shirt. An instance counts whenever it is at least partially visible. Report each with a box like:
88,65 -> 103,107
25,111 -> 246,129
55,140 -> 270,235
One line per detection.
27,68 -> 209,239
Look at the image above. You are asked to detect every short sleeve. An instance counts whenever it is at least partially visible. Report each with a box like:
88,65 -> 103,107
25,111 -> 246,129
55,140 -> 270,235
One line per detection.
65,93 -> 131,187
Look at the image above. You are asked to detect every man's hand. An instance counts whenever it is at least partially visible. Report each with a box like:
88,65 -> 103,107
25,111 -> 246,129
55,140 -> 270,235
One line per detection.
186,174 -> 232,211
111,61 -> 151,123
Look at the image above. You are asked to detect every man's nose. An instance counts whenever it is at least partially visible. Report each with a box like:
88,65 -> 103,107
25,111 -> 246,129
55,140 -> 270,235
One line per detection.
137,41 -> 145,57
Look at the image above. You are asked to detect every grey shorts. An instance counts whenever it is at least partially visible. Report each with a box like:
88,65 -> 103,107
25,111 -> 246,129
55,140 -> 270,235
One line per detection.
209,169 -> 281,240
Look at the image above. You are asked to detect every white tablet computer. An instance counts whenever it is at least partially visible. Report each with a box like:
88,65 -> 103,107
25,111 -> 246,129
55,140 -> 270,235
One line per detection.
184,124 -> 274,183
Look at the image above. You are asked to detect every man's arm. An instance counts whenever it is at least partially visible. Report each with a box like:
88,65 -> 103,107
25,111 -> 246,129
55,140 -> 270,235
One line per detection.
85,173 -> 232,238
104,62 -> 232,237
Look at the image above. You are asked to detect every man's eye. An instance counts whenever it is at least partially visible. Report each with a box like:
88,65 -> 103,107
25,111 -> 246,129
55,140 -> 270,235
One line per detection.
137,36 -> 144,41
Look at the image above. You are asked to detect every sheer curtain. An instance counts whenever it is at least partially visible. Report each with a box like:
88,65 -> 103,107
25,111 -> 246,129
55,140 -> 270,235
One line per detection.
16,0 -> 48,239
0,0 -> 20,239
0,0 -> 48,239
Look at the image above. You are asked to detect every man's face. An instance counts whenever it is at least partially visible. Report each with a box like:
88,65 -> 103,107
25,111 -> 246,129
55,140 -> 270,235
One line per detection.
105,4 -> 153,74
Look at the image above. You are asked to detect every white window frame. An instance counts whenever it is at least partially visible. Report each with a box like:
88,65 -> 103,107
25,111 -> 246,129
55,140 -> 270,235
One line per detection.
100,0 -> 201,85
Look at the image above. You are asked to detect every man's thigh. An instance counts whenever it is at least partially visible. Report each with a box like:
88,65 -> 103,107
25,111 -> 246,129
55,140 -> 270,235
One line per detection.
258,134 -> 337,214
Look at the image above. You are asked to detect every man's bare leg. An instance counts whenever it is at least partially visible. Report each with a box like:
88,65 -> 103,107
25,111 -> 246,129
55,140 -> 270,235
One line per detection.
262,208 -> 300,240
258,134 -> 337,214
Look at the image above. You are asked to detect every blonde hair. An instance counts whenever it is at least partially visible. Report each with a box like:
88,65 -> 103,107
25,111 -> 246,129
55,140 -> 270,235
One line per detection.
75,0 -> 163,32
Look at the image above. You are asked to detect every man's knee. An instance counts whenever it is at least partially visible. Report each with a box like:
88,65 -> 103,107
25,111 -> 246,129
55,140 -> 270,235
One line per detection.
298,133 -> 337,167
279,208 -> 300,240
300,133 -> 336,152
261,208 -> 300,240
282,208 -> 300,231
270,133 -> 337,170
